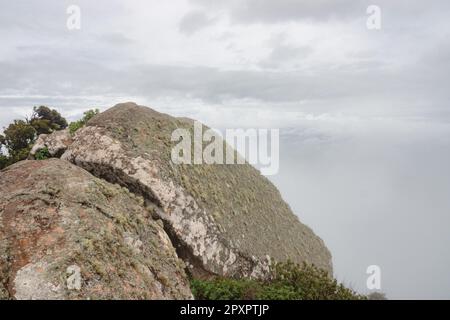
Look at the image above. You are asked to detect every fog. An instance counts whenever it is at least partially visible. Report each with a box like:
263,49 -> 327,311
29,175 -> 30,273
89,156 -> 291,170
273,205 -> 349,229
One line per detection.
271,119 -> 450,299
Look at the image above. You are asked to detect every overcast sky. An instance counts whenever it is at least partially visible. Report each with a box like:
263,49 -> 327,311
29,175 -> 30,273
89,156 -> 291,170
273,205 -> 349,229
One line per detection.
1,0 -> 450,299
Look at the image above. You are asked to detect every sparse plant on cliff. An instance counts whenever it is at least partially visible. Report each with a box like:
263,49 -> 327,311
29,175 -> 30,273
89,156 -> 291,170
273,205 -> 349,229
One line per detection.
69,109 -> 100,134
191,262 -> 365,300
34,147 -> 51,160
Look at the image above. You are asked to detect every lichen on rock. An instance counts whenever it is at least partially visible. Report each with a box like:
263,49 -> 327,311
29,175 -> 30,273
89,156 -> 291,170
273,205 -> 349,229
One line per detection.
57,102 -> 333,278
0,159 -> 192,300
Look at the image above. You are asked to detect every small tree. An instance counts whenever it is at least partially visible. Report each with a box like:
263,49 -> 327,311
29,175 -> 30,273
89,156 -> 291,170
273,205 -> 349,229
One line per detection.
0,106 -> 69,169
0,120 -> 36,159
29,106 -> 68,135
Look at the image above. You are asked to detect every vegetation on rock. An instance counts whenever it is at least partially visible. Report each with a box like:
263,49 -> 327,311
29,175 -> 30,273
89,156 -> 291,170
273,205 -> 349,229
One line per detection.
0,107 -> 98,170
0,106 -> 67,169
191,262 -> 364,300
69,109 -> 100,134
34,147 -> 51,160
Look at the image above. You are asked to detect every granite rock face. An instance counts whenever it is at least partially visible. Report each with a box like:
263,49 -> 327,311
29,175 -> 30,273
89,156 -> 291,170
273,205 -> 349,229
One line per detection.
29,129 -> 72,159
50,102 -> 332,278
0,159 -> 192,300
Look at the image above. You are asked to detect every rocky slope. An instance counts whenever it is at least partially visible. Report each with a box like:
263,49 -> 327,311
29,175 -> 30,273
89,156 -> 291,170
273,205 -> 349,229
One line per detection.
2,102 -> 332,299
0,159 -> 192,299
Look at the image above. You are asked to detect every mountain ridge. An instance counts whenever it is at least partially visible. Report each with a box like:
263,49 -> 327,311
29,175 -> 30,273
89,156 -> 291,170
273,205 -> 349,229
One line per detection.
1,102 -> 332,299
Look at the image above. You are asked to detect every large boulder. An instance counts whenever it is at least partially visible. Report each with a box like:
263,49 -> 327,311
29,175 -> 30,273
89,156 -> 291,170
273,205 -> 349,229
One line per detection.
0,159 -> 192,300
37,102 -> 332,278
29,129 -> 72,159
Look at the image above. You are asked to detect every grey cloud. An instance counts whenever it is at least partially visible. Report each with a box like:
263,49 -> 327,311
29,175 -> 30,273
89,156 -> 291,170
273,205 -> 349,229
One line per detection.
191,0 -> 365,23
191,0 -> 450,25
259,45 -> 312,68
1,47 -> 449,115
259,34 -> 313,69
229,0 -> 363,23
179,10 -> 216,35
98,32 -> 134,45
0,0 -> 125,31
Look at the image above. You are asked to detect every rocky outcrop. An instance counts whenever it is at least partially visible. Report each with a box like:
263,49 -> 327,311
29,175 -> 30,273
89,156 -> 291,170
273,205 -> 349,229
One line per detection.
33,102 -> 333,278
29,129 -> 72,158
0,159 -> 192,300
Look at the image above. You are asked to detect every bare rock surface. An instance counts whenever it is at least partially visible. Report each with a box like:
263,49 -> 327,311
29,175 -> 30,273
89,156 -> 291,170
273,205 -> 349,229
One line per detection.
56,102 -> 332,277
0,159 -> 192,300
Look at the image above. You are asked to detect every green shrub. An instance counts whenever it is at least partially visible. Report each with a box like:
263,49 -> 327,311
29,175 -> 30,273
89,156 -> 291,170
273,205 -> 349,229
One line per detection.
30,106 -> 68,135
69,121 -> 84,134
35,147 -> 51,160
190,262 -> 365,300
69,109 -> 100,134
191,278 -> 260,300
0,154 -> 9,170
0,105 -> 68,169
367,292 -> 387,300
